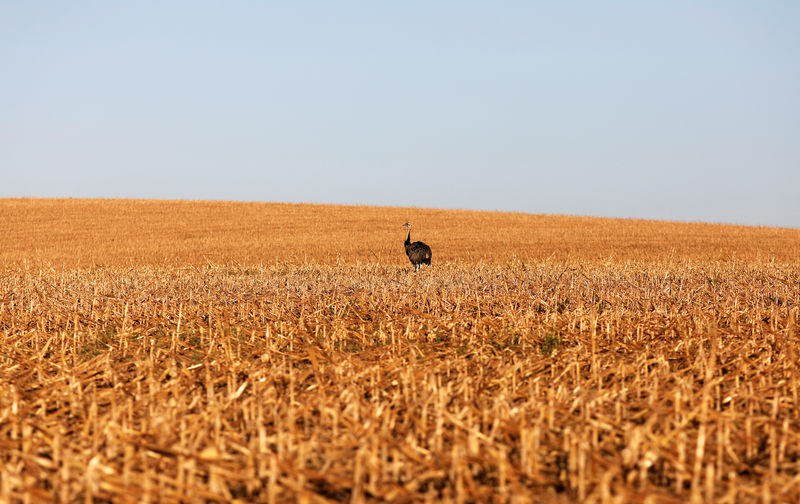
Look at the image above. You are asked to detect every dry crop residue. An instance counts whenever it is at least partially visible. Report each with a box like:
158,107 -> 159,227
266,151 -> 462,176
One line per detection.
2,198 -> 800,502
2,198 -> 799,266
2,260 -> 800,503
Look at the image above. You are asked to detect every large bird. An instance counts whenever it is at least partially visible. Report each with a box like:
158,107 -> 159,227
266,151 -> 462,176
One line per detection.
403,222 -> 432,271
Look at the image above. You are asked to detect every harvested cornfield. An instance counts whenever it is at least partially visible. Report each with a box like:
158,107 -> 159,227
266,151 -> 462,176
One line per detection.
2,198 -> 799,266
1,199 -> 799,503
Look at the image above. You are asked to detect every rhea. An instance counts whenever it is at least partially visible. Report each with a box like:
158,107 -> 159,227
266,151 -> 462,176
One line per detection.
403,222 -> 432,271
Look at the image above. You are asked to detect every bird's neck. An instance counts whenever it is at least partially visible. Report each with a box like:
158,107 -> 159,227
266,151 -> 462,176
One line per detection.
405,228 -> 411,246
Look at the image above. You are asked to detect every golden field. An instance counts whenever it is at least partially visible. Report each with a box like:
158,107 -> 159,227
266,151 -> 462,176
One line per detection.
1,198 -> 799,503
2,198 -> 799,266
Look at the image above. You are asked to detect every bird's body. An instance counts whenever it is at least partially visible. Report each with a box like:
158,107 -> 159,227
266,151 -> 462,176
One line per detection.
403,222 -> 432,271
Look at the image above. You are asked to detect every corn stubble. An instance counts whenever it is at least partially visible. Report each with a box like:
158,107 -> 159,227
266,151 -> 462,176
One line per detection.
1,200 -> 800,503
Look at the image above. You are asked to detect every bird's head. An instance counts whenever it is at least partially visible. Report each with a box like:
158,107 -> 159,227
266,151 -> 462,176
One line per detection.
403,222 -> 411,228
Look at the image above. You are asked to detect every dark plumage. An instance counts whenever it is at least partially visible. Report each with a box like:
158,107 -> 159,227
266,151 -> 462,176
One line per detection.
403,222 -> 432,271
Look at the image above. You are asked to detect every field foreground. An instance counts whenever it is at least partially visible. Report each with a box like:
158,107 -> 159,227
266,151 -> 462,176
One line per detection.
1,199 -> 800,503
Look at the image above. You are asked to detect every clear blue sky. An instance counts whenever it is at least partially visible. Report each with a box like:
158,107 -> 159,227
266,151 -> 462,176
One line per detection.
2,2 -> 798,227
